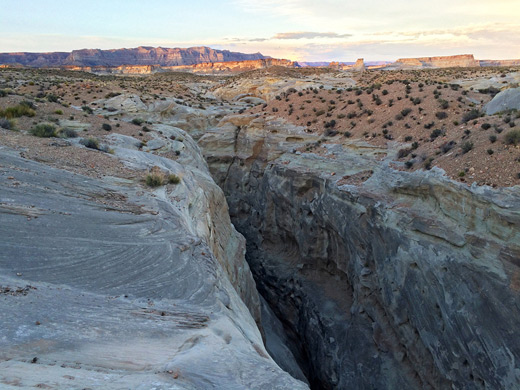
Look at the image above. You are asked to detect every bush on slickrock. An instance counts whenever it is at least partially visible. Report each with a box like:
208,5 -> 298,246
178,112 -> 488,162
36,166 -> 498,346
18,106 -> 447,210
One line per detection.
80,137 -> 100,150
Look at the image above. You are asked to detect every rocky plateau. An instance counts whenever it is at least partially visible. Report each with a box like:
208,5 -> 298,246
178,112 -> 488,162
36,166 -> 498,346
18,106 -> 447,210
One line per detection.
1,62 -> 520,389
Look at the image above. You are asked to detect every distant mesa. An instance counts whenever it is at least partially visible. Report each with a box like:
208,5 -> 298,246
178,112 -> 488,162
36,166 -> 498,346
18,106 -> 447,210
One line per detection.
63,58 -> 300,75
0,46 -> 267,68
478,59 -> 520,67
1,47 -> 519,75
392,54 -> 479,68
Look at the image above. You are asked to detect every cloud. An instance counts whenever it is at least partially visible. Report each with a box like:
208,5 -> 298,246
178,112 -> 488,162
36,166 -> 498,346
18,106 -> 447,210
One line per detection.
245,31 -> 351,42
272,32 -> 351,40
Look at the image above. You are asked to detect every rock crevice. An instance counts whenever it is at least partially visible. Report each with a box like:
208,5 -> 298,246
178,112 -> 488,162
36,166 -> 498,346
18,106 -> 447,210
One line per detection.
200,115 -> 520,389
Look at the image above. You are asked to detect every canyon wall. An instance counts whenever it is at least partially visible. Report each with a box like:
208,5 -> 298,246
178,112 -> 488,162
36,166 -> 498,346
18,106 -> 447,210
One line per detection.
199,114 -> 520,389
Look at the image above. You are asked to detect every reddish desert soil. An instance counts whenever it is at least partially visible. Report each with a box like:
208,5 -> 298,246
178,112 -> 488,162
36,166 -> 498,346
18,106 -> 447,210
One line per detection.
246,68 -> 520,187
2,66 -> 520,187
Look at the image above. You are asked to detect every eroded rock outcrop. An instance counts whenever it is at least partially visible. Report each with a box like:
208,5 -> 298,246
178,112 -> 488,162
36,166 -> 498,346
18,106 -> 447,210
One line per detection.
485,87 -> 520,114
0,127 -> 308,389
199,114 -> 520,389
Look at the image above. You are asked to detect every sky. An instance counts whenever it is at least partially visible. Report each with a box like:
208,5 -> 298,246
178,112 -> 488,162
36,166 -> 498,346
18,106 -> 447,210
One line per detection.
1,0 -> 519,62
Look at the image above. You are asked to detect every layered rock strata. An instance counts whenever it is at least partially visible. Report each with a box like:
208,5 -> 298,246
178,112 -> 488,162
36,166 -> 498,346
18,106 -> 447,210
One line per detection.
65,59 -> 299,75
199,114 -> 520,390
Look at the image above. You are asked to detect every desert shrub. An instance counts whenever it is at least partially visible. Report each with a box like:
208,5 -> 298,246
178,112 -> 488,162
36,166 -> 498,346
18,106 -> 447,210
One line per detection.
423,157 -> 434,170
59,128 -> 78,138
487,149 -> 494,155
0,118 -> 14,130
315,110 -> 325,117
145,173 -> 164,187
440,140 -> 456,154
489,135 -> 497,143
80,137 -> 100,150
477,87 -> 500,97
405,160 -> 414,169
81,105 -> 93,114
430,128 -> 444,139
30,123 -> 56,137
461,141 -> 474,154
20,100 -> 36,109
324,119 -> 336,128
54,109 -> 63,115
401,108 -> 412,117
46,94 -> 59,103
504,130 -> 520,145
0,103 -> 35,119
404,135 -> 413,142
343,131 -> 351,138
462,109 -> 481,123
105,92 -> 121,99
324,128 -> 339,137
102,123 -> 112,131
397,148 -> 413,158
435,111 -> 448,120
424,121 -> 435,130
0,89 -> 7,97
481,123 -> 491,130
131,118 -> 144,126
167,174 -> 181,184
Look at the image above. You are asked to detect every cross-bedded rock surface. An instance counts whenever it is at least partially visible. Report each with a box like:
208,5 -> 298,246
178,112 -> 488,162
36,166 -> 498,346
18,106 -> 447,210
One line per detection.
0,131 -> 307,389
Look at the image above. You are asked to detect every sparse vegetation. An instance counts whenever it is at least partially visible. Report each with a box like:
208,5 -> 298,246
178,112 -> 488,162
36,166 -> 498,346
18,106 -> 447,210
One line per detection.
0,103 -> 36,119
461,141 -> 474,154
30,123 -> 57,137
80,137 -> 100,150
168,174 -> 181,184
462,109 -> 481,123
145,173 -> 164,187
504,130 -> 520,145
0,118 -> 15,130
59,128 -> 78,138
81,105 -> 93,114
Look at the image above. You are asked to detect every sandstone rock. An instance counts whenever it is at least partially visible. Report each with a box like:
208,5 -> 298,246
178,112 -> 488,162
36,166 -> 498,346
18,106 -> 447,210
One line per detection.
0,129 -> 307,389
199,113 -> 520,390
485,87 -> 520,115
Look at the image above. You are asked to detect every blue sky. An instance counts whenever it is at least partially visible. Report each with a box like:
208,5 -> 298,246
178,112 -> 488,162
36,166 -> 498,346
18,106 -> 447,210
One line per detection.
1,0 -> 519,61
